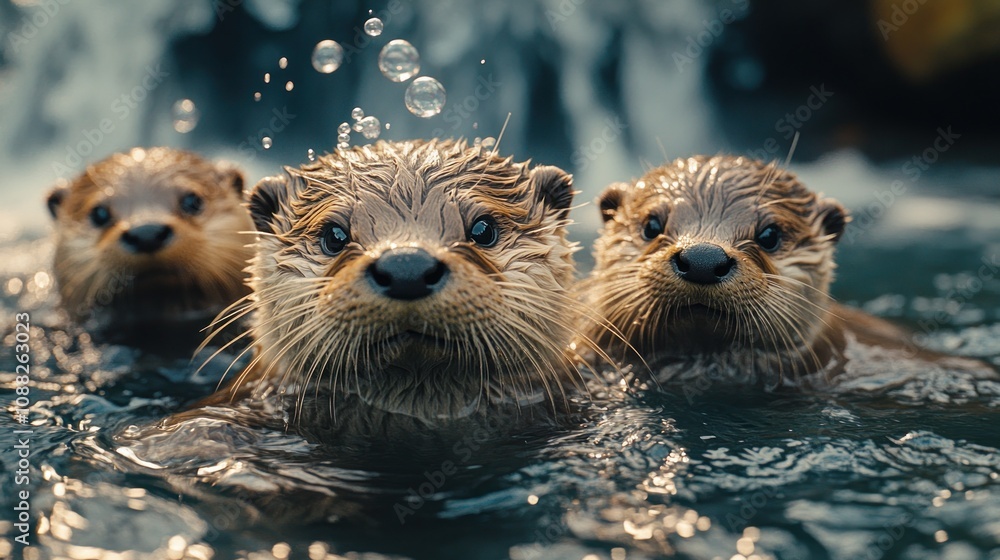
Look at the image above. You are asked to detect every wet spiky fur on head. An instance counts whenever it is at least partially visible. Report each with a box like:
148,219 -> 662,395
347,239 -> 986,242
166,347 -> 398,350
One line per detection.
46,147 -> 253,327
218,139 -> 587,422
588,155 -> 848,388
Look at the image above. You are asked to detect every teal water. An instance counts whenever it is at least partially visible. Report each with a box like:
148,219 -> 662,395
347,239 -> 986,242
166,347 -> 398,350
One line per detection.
2,225 -> 999,560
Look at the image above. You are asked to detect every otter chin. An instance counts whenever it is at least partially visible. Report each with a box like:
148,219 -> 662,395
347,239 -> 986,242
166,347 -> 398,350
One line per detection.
46,147 -> 254,336
198,139 -> 588,430
587,155 -> 996,391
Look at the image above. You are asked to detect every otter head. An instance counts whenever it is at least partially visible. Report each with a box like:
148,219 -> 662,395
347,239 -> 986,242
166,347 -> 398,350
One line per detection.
242,139 -> 579,420
46,147 -> 253,325
592,155 -> 847,370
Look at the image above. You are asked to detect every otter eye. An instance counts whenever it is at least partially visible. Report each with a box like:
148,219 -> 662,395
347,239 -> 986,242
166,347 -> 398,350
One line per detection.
469,215 -> 499,247
641,216 -> 664,241
320,224 -> 350,255
89,205 -> 112,228
180,192 -> 204,215
756,224 -> 782,252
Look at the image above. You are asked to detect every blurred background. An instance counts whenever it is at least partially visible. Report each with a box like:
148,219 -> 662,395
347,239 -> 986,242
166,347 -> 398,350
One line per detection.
0,0 -> 998,306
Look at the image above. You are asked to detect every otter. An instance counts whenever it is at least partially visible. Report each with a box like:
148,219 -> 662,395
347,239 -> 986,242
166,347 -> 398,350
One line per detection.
585,155 -> 996,393
46,147 -> 254,337
187,139 -> 590,436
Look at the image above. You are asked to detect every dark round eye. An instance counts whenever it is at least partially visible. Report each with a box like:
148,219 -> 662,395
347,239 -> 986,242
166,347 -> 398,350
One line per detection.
89,205 -> 112,228
756,224 -> 782,252
469,215 -> 499,247
180,192 -> 204,215
320,223 -> 350,256
641,216 -> 664,241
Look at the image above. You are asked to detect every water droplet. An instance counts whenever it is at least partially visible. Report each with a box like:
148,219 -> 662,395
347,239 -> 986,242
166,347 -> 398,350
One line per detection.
364,17 -> 383,37
307,148 -> 316,161
378,39 -> 420,82
171,98 -> 200,134
311,40 -> 345,74
253,91 -> 262,102
337,133 -> 350,144
480,59 -> 485,64
352,121 -> 363,132
404,76 -> 446,118
385,122 -> 391,130
285,81 -> 294,91
472,122 -> 478,130
278,57 -> 288,69
351,107 -> 364,121
338,122 -> 351,134
357,116 -> 381,140
481,136 -> 496,149
262,137 -> 273,149
264,72 -> 271,84
337,141 -> 350,150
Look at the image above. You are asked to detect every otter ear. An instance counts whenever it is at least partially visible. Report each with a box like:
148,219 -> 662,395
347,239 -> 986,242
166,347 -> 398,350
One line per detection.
46,183 -> 69,219
248,175 -> 291,233
817,197 -> 848,243
597,182 -> 629,223
215,161 -> 246,198
531,165 -> 575,220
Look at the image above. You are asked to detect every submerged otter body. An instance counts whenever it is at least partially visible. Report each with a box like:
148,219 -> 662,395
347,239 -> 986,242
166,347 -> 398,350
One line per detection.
587,155 -> 996,393
46,147 -> 253,338
189,139 -> 589,436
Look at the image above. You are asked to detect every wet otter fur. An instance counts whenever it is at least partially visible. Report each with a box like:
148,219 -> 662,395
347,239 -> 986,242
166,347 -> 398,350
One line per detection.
585,155 -> 997,394
190,139 -> 593,436
46,147 -> 253,339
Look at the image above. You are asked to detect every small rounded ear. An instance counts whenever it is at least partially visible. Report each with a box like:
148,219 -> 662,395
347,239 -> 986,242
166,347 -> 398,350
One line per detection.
597,182 -> 629,222
248,175 -> 291,233
817,197 -> 849,243
215,161 -> 246,198
531,165 -> 575,220
46,183 -> 69,219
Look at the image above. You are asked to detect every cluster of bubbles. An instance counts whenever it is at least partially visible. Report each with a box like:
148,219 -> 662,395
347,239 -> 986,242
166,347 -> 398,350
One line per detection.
336,107 -> 384,149
309,17 -> 447,119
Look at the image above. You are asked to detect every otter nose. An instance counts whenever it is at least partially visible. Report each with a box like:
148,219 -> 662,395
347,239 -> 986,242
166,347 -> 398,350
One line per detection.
367,247 -> 449,301
120,224 -> 174,254
671,243 -> 736,285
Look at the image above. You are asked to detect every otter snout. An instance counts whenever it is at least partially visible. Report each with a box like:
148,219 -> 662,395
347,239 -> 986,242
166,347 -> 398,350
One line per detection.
671,243 -> 736,285
120,223 -> 174,254
367,247 -> 449,301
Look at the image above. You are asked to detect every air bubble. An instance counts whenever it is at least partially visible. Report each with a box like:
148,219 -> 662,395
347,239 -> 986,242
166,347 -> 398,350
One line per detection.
338,122 -> 351,135
278,57 -> 288,69
404,76 -> 446,118
378,39 -> 420,82
481,137 -> 496,149
337,142 -> 350,150
364,17 -> 383,37
171,99 -> 199,134
311,40 -> 345,74
253,92 -> 262,102
307,149 -> 316,161
357,116 -> 381,140
337,133 -> 350,144
351,107 -> 365,121
264,72 -> 270,83
262,137 -> 273,149
285,81 -> 294,91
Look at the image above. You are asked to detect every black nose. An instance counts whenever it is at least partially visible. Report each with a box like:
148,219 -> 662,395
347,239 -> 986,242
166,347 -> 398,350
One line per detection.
367,247 -> 449,301
120,224 -> 174,254
671,243 -> 736,285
